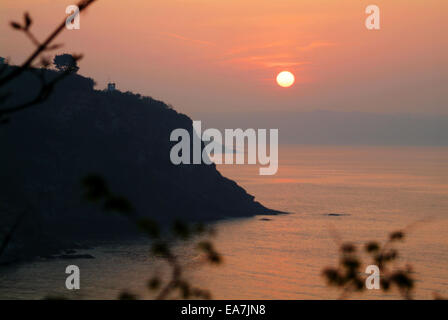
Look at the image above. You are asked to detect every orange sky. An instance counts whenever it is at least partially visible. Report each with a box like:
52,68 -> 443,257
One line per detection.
1,0 -> 446,115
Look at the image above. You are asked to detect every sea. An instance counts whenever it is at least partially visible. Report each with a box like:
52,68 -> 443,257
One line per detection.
0,146 -> 447,299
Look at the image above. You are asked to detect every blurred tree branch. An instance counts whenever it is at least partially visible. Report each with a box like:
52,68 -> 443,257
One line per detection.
322,230 -> 415,299
0,0 -> 97,122
82,174 -> 222,300
0,0 -> 98,258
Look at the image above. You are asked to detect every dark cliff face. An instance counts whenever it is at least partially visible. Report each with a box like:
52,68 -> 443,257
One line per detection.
0,66 -> 279,260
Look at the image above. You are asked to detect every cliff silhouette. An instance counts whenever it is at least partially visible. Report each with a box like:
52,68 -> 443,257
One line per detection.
0,65 -> 281,263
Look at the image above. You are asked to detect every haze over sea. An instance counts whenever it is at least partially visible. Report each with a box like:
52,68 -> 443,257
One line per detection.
1,146 -> 447,299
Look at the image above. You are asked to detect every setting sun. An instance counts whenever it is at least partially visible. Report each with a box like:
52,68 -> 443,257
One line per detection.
276,71 -> 295,88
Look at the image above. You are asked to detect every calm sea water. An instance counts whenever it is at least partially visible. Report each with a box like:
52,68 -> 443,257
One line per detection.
1,146 -> 447,299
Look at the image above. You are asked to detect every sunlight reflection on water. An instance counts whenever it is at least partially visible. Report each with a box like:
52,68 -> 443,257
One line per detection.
1,146 -> 447,299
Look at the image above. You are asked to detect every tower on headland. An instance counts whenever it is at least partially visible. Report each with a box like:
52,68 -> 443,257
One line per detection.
107,82 -> 116,92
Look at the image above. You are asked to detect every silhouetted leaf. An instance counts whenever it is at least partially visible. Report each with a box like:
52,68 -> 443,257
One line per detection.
10,21 -> 22,30
390,231 -> 404,241
192,288 -> 211,299
341,243 -> 356,253
147,277 -> 161,290
322,268 -> 343,286
342,257 -> 360,271
381,278 -> 391,291
374,254 -> 384,268
365,241 -> 380,253
383,249 -> 398,262
354,277 -> 365,291
137,218 -> 160,238
391,271 -> 414,289
177,281 -> 191,299
24,12 -> 32,29
207,251 -> 222,264
172,220 -> 190,239
198,241 -> 212,252
151,241 -> 169,257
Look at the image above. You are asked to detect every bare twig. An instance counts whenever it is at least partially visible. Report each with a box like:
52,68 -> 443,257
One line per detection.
0,0 -> 96,87
0,0 -> 98,257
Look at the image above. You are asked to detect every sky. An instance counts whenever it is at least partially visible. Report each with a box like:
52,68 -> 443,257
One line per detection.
1,0 -> 446,120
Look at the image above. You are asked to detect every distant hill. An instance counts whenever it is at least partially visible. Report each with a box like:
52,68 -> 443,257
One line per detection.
196,110 -> 448,146
0,66 -> 280,263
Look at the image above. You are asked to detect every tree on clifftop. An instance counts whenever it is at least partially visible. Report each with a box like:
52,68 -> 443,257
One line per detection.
53,53 -> 80,73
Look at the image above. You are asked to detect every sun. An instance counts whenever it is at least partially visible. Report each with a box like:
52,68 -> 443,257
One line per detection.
276,71 -> 295,88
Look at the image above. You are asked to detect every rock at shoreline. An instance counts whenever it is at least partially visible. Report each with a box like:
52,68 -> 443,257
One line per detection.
326,213 -> 351,217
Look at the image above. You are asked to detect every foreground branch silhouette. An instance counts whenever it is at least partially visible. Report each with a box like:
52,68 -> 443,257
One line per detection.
0,0 -> 97,122
322,230 -> 415,299
1,2 -> 222,301
82,174 -> 222,300
0,0 -> 98,260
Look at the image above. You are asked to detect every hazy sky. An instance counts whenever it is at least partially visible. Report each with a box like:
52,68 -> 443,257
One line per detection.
1,0 -> 446,116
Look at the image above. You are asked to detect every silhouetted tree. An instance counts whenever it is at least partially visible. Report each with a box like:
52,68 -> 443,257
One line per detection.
53,54 -> 79,73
